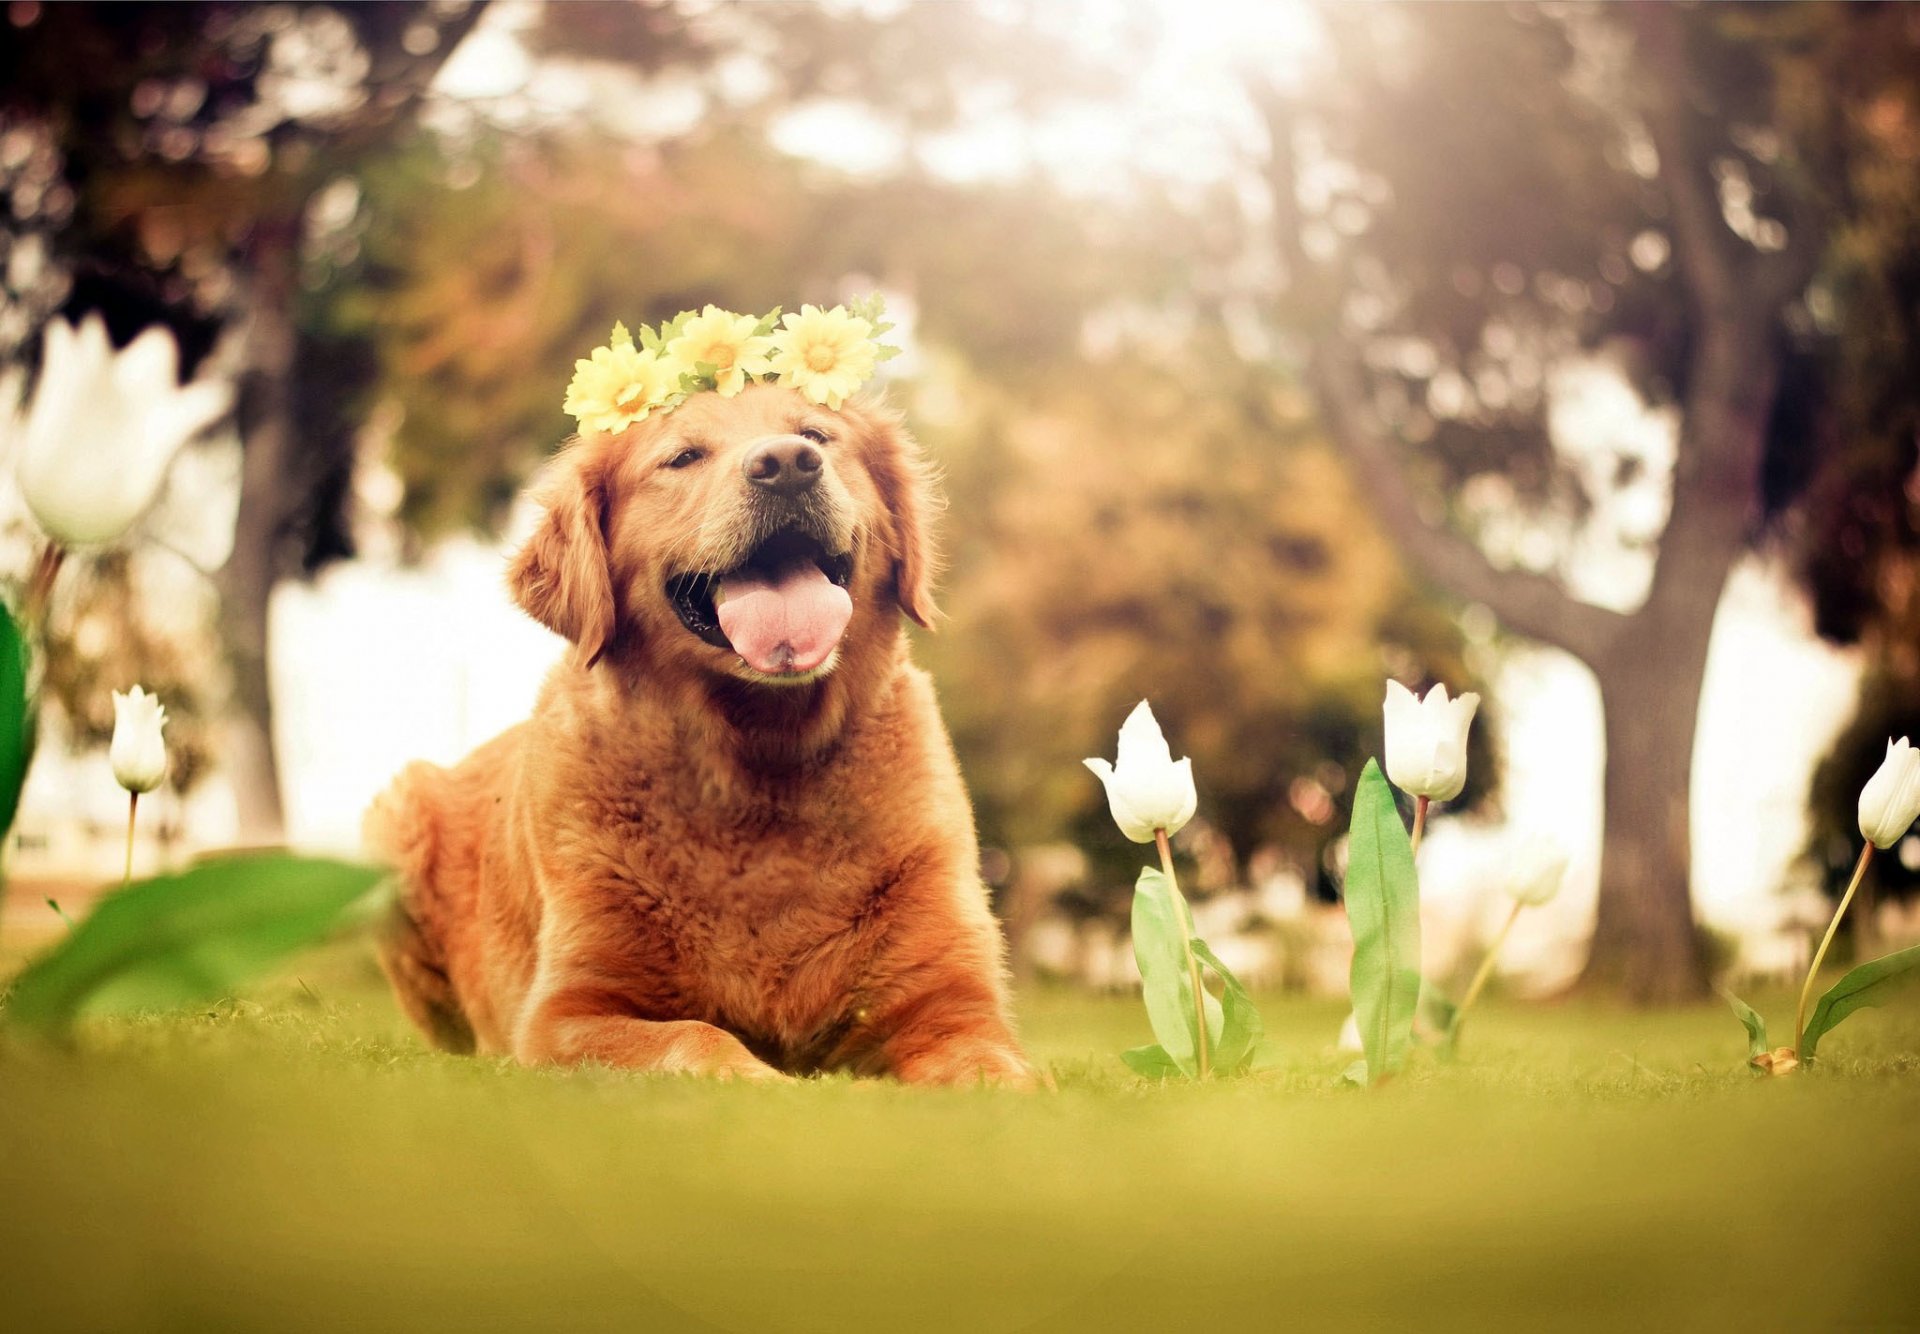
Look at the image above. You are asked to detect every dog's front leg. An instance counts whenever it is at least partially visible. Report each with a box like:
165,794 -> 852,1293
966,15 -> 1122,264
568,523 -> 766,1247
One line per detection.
515,988 -> 787,1081
864,972 -> 1037,1089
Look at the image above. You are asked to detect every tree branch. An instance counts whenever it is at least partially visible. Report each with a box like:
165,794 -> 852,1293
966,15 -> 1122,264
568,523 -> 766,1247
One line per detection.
1628,2 -> 1746,324
1307,347 -> 1626,665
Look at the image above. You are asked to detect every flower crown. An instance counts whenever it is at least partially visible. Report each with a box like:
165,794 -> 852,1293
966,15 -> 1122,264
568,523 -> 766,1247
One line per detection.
562,296 -> 902,436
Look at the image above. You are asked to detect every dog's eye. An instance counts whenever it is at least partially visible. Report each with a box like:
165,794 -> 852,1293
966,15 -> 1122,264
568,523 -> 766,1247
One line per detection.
665,447 -> 707,470
797,426 -> 830,446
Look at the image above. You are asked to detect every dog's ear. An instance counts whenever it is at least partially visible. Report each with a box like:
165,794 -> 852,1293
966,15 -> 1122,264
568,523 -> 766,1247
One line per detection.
508,445 -> 616,665
863,409 -> 941,629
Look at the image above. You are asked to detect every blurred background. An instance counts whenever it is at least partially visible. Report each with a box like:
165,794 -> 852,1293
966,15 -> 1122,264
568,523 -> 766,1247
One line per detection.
0,0 -> 1915,1005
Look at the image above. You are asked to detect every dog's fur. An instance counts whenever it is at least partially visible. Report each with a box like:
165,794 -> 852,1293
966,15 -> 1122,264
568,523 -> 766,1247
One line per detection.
364,384 -> 1032,1085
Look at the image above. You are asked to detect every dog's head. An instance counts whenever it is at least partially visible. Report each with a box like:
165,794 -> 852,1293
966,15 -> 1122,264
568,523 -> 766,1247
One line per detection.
508,382 -> 936,692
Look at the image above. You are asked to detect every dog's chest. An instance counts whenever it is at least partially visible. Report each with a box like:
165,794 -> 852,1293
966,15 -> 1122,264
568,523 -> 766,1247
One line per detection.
635,818 -> 900,1063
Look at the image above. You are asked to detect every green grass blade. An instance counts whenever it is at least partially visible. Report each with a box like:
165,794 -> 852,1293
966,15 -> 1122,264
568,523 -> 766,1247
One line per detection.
1801,943 -> 1920,1061
1723,991 -> 1769,1065
1343,759 -> 1421,1083
3,854 -> 387,1034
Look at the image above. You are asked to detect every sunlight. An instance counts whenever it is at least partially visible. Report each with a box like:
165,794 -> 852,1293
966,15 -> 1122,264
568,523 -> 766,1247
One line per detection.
1142,0 -> 1328,85
1019,0 -> 1330,193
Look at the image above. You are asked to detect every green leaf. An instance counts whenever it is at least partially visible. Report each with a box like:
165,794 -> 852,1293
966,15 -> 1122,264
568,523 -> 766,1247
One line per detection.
1119,1042 -> 1182,1079
1343,759 -> 1421,1084
1190,937 -> 1263,1074
1801,943 -> 1920,1060
1419,978 -> 1457,1035
0,601 -> 33,842
1129,866 -> 1220,1078
1420,979 -> 1460,1057
659,310 -> 694,346
753,306 -> 783,336
1724,991 -> 1769,1065
1131,866 -> 1196,1076
4,854 -> 387,1034
1340,1058 -> 1369,1086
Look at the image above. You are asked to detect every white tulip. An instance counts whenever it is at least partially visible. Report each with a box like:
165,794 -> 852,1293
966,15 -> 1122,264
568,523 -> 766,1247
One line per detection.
110,685 -> 168,794
1382,679 -> 1480,802
1084,700 -> 1198,843
1858,736 -> 1920,850
15,314 -> 230,547
1504,835 -> 1569,907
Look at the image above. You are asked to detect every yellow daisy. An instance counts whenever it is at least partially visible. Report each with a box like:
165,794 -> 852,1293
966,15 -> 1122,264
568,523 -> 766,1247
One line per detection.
664,305 -> 774,398
767,304 -> 878,409
562,321 -> 679,434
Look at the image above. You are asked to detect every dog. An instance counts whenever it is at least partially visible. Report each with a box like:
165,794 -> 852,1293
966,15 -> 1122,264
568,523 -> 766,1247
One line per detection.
365,383 -> 1033,1086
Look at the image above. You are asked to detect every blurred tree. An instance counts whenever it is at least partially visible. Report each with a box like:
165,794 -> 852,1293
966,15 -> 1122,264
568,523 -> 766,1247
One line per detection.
0,0 -> 487,839
1782,4 -> 1920,920
1242,3 -> 1833,999
920,349 -> 1486,902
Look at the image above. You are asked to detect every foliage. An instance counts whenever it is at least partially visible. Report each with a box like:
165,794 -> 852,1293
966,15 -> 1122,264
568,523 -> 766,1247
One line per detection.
1725,991 -> 1770,1066
1120,866 -> 1261,1080
1800,943 -> 1920,1062
1783,4 -> 1920,906
923,356 -> 1485,894
3,854 -> 386,1035
1342,759 -> 1421,1084
0,601 -> 31,840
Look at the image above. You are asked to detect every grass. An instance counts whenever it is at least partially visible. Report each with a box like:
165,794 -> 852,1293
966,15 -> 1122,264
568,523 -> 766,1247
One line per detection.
2,940 -> 1919,1332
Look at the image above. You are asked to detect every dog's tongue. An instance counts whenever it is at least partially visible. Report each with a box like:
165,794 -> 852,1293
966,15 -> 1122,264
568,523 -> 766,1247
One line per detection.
716,560 -> 853,675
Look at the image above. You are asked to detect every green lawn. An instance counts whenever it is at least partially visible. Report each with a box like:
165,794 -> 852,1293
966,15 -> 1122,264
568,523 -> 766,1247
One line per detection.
2,942 -> 1918,1332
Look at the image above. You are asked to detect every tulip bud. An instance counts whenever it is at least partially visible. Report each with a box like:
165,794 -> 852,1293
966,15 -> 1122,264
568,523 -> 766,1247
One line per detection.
110,685 -> 168,794
1859,737 -> 1920,851
1083,700 -> 1198,843
1382,679 -> 1480,802
15,315 -> 230,547
1504,835 -> 1569,907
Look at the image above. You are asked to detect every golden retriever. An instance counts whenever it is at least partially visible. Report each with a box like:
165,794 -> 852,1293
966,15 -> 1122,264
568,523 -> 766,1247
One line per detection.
365,383 -> 1033,1085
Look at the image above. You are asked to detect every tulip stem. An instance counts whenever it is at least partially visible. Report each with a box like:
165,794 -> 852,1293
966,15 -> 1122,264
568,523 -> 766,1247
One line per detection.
1452,898 -> 1525,1045
24,541 -> 64,636
123,792 -> 138,891
1410,796 -> 1430,857
1796,842 -> 1874,1060
1156,826 -> 1210,1079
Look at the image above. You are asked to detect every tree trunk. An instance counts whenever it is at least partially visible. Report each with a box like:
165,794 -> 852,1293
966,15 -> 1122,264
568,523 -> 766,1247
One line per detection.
206,4 -> 493,845
218,210 -> 299,845
1576,318 -> 1780,999
1583,618 -> 1714,1000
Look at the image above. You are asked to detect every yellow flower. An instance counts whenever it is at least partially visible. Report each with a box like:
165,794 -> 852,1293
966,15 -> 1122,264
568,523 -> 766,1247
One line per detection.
562,322 -> 678,434
767,304 -> 878,409
665,306 -> 773,398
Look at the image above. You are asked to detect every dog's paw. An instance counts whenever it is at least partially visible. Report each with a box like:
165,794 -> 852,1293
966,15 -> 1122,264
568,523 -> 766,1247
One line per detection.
661,1023 -> 791,1082
900,1044 -> 1042,1090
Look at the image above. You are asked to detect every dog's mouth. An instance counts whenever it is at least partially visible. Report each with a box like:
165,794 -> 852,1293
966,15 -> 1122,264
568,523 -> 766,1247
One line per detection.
666,527 -> 855,678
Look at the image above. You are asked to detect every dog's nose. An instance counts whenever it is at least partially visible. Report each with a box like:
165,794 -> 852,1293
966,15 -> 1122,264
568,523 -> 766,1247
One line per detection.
743,436 -> 823,496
